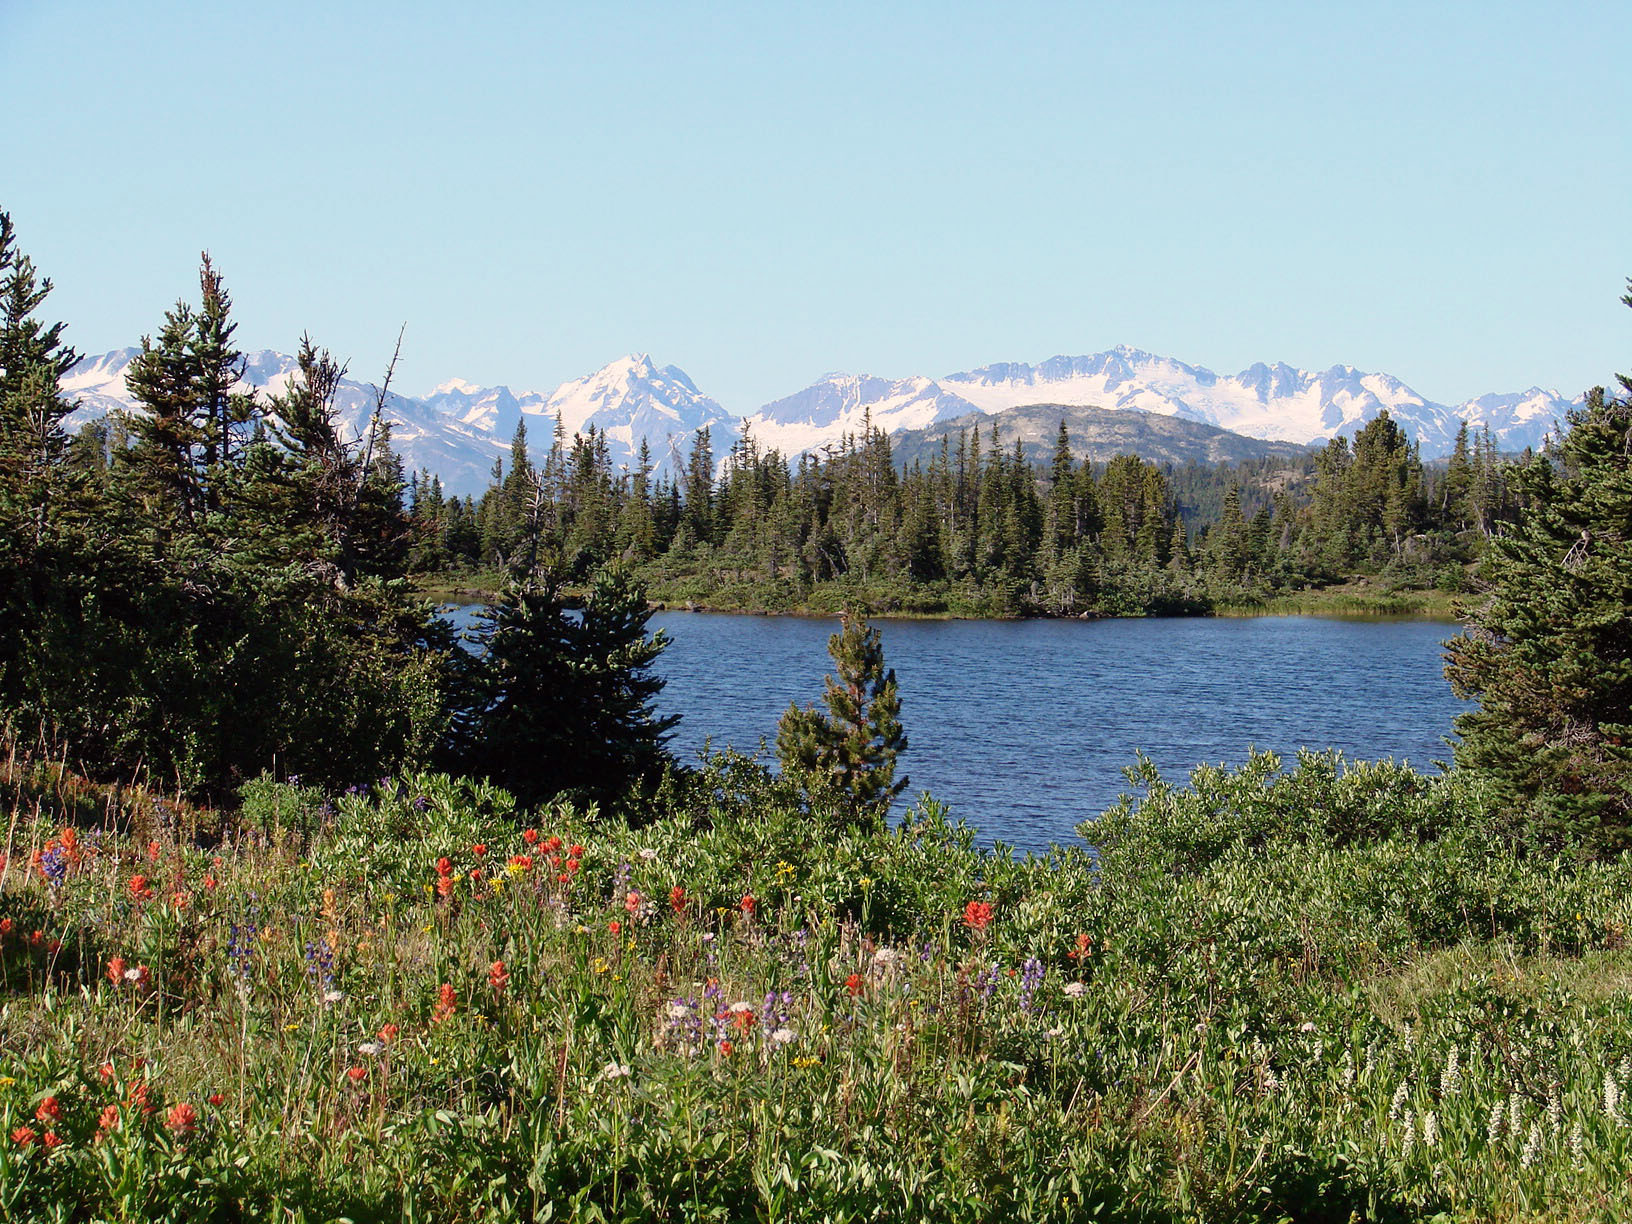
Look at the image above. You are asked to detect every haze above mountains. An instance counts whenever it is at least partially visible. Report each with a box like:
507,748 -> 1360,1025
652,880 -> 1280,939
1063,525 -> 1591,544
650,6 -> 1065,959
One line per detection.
61,345 -> 1582,498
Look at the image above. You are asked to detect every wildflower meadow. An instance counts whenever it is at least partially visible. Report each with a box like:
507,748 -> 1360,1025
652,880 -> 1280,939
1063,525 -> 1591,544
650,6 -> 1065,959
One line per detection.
5,743 -> 1632,1221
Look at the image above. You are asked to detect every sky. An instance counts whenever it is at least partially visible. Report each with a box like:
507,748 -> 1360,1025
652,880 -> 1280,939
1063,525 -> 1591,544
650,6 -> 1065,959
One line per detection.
2,0 -> 1628,412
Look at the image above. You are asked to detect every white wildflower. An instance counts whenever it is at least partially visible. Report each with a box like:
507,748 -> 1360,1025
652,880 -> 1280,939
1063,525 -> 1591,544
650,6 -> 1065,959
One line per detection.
872,947 -> 902,970
1520,1122 -> 1543,1169
666,1002 -> 692,1020
1570,1120 -> 1585,1166
1605,1071 -> 1622,1124
1547,1085 -> 1563,1136
1439,1047 -> 1461,1097
357,1042 -> 382,1057
1389,1082 -> 1411,1120
323,989 -> 345,1005
728,1001 -> 754,1014
1340,1051 -> 1355,1089
1401,1108 -> 1415,1159
123,968 -> 142,983
637,848 -> 658,861
599,1061 -> 631,1080
1487,1099 -> 1506,1142
1509,1090 -> 1522,1139
1422,1110 -> 1438,1148
1063,982 -> 1087,999
769,1027 -> 796,1045
1300,1021 -> 1317,1032
1620,1055 -> 1631,1085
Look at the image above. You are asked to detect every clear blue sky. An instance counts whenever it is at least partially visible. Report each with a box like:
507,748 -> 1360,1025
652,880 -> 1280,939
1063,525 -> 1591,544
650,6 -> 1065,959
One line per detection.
3,0 -> 1627,410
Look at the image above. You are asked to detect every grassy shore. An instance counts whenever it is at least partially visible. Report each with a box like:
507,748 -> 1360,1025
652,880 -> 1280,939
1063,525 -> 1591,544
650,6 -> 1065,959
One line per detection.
4,745 -> 1630,1221
1213,583 -> 1462,620
417,570 -> 1463,622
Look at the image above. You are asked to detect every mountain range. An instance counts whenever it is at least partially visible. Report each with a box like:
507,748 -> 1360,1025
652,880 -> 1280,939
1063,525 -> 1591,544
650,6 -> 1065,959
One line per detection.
60,345 -> 1583,498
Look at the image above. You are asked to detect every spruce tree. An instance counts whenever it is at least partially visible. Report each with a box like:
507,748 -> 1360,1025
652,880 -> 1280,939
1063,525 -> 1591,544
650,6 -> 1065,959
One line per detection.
776,607 -> 907,824
458,566 -> 677,812
1446,290 -> 1632,854
0,211 -> 79,544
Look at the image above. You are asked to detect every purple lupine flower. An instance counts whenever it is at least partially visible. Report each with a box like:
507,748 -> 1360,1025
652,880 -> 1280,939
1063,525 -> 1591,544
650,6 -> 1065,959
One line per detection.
38,844 -> 69,886
1019,956 -> 1045,1011
303,937 -> 335,988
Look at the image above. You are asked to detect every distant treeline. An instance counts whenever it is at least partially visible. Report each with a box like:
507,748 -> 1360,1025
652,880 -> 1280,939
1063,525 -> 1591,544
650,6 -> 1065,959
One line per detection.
407,410 -> 1522,614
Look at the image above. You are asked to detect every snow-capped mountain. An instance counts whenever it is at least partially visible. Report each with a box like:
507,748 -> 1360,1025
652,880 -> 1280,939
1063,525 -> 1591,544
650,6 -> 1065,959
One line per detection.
742,347 -> 1578,464
526,354 -> 738,473
749,374 -> 981,456
59,342 -> 1584,499
60,350 -> 737,498
931,347 -> 1561,456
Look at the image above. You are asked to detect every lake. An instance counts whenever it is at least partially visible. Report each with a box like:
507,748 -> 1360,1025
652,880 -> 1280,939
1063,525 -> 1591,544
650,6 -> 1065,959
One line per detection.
445,606 -> 1468,853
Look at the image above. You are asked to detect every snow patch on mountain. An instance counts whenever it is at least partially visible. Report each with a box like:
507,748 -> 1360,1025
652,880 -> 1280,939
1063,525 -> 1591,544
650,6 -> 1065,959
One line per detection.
747,373 -> 980,456
57,341 -> 1584,499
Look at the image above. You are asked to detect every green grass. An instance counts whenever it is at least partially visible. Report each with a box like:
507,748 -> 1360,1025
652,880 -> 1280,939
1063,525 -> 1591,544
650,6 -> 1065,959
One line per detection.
4,747 -> 1630,1220
1213,584 -> 1462,620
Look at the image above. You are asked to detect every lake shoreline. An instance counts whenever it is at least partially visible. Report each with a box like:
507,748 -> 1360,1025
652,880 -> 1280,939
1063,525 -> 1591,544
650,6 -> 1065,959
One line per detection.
421,575 -> 1461,624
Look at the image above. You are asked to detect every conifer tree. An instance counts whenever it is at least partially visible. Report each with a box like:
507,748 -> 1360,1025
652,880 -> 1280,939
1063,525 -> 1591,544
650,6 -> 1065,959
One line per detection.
776,607 -> 907,824
1447,286 -> 1632,853
457,566 -> 677,812
0,211 -> 79,544
122,299 -> 205,535
192,254 -> 254,487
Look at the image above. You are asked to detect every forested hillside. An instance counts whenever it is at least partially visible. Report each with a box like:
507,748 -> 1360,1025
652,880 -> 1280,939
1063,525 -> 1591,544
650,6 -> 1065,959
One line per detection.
411,407 -> 1521,615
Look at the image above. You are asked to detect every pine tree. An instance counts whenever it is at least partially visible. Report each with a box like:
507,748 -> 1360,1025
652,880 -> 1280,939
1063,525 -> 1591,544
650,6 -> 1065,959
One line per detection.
775,607 -> 907,825
122,299 -> 205,535
458,566 -> 677,812
120,254 -> 259,535
0,211 -> 80,544
192,253 -> 254,489
683,426 -> 714,545
1446,290 -> 1632,854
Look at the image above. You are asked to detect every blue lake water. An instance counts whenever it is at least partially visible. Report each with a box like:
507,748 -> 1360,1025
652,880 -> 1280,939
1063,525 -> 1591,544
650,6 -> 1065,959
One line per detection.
444,607 -> 1467,853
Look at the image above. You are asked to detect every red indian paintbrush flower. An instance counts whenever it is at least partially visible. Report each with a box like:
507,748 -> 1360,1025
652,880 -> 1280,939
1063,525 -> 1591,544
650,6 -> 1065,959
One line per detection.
432,983 -> 457,1023
963,900 -> 994,930
165,1103 -> 197,1135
